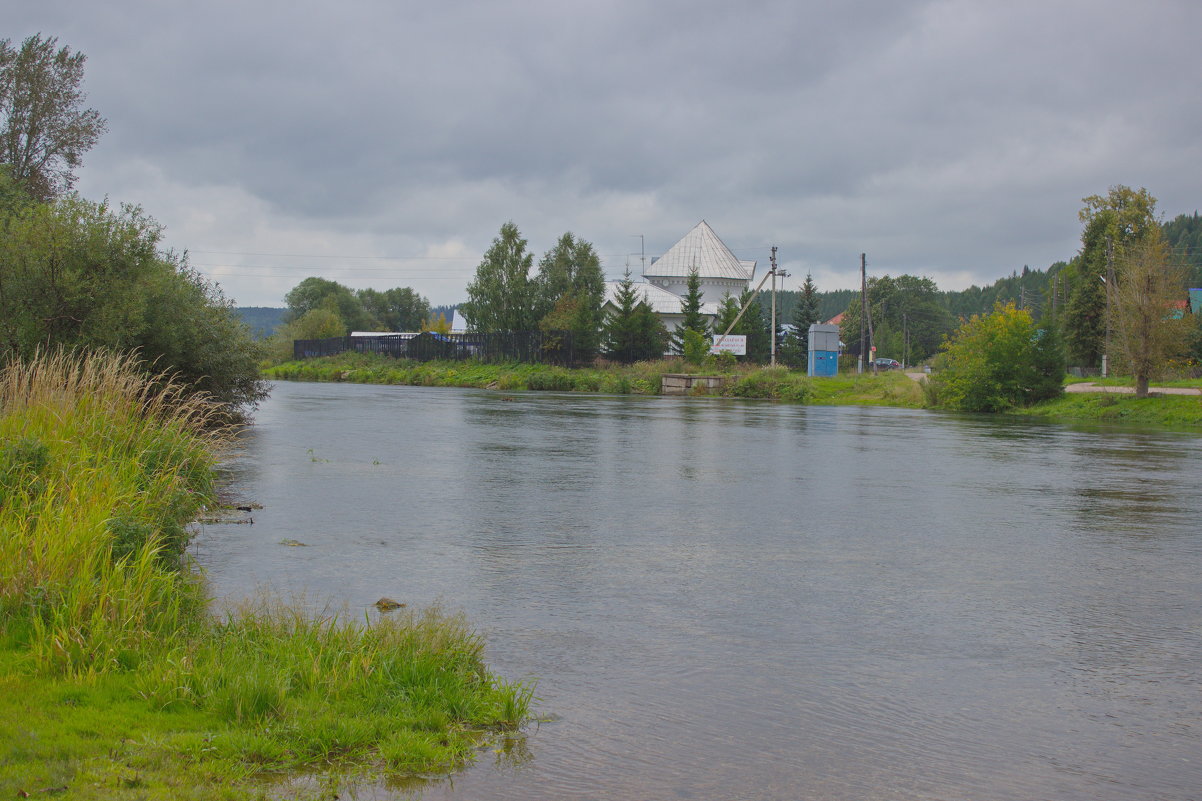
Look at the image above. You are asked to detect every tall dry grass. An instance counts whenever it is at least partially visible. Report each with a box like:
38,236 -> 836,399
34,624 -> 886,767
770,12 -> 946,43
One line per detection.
0,349 -> 225,675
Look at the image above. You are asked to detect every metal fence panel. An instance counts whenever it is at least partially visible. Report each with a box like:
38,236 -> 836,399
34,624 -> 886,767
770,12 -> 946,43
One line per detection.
293,331 -> 577,366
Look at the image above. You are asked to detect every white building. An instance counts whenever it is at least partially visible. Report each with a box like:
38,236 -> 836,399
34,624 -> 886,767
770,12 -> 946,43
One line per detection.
603,220 -> 756,337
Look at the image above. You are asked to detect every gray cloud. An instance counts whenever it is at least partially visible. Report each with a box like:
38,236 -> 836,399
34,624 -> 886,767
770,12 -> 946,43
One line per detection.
8,0 -> 1201,306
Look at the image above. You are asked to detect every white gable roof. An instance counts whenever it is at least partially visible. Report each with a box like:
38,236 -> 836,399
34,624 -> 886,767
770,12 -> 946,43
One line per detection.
603,281 -> 719,316
644,220 -> 755,282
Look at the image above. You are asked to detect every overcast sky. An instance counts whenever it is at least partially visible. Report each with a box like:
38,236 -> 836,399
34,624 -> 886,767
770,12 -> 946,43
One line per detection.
9,0 -> 1201,307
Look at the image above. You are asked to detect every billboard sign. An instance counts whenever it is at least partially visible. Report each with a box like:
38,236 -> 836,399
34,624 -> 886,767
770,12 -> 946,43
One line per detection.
710,335 -> 746,355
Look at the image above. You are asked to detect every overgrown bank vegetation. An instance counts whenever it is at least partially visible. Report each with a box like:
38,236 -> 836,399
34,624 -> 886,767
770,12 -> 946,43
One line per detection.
263,353 -> 927,407
1,351 -> 531,800
264,352 -> 1202,427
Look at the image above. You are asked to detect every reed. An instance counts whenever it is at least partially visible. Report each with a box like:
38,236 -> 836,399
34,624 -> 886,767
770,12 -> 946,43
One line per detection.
0,349 -> 221,675
1,349 -> 533,793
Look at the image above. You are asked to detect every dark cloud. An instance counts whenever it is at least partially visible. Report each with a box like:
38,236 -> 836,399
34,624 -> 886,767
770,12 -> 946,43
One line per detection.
7,0 -> 1201,305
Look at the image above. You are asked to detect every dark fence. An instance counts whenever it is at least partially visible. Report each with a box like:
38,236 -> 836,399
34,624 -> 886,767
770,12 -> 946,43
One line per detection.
293,331 -> 577,365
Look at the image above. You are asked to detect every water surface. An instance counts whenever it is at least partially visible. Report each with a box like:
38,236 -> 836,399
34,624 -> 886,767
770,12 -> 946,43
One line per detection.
200,381 -> 1202,800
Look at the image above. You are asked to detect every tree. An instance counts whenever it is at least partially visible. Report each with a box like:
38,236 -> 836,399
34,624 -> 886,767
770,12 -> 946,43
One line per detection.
673,267 -> 709,354
713,293 -> 741,343
1161,211 -> 1202,289
785,273 -> 820,366
930,303 -> 1064,412
460,222 -> 538,333
421,312 -> 451,335
1110,231 -> 1191,397
839,274 -> 954,363
603,269 -> 668,363
1064,186 -> 1159,367
357,286 -> 429,332
284,277 -> 371,334
736,290 -> 770,363
536,232 -> 606,361
0,192 -> 266,409
0,34 -> 107,201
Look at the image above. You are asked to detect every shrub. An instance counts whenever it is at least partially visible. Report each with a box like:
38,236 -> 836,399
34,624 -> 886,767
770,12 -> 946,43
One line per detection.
930,303 -> 1065,412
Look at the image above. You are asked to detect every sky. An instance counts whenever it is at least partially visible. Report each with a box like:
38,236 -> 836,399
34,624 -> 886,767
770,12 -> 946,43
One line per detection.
8,0 -> 1201,308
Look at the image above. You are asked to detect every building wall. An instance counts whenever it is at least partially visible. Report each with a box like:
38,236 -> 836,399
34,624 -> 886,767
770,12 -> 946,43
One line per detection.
649,277 -> 749,306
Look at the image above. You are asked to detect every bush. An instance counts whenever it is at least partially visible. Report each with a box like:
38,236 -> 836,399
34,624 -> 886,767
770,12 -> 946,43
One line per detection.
0,193 -> 267,411
930,303 -> 1065,412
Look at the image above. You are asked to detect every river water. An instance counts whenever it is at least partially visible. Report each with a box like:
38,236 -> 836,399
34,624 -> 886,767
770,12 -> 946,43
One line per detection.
199,380 -> 1202,801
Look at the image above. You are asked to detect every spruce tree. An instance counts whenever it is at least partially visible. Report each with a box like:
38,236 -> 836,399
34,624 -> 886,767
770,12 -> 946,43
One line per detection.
604,270 -> 667,363
787,273 -> 820,366
673,267 -> 710,354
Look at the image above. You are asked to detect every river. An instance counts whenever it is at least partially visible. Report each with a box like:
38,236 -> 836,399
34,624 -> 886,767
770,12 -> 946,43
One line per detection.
199,380 -> 1202,800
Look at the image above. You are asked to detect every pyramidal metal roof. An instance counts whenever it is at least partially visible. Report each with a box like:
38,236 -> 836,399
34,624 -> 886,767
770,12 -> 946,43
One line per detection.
644,221 -> 755,281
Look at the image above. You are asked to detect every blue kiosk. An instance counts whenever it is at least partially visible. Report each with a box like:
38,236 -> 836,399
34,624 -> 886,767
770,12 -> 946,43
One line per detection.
807,323 -> 841,377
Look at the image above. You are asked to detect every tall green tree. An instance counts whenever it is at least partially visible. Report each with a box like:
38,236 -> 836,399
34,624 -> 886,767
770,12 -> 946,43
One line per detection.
604,269 -> 668,363
284,277 -> 372,334
735,289 -> 771,363
536,232 -> 606,361
357,286 -> 430,332
838,274 -> 954,363
0,34 -> 106,201
1064,185 -> 1159,367
0,192 -> 266,409
460,222 -> 538,333
673,267 -> 710,354
784,273 -> 820,366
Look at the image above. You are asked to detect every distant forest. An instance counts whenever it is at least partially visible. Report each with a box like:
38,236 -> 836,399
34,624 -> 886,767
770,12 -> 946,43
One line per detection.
236,307 -> 287,339
767,211 -> 1202,325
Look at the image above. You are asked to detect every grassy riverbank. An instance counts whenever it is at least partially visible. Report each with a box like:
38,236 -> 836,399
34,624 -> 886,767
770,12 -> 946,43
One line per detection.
262,354 -> 926,407
263,354 -> 1202,428
1018,392 -> 1202,428
0,351 -> 531,800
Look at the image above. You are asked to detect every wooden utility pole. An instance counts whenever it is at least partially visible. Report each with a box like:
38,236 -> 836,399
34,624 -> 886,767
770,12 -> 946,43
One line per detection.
769,246 -> 778,366
859,253 -> 867,374
1103,236 -> 1114,377
861,253 -> 876,373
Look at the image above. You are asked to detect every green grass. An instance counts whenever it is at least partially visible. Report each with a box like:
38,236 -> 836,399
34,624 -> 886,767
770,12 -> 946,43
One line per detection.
1016,392 -> 1202,427
1063,374 -> 1202,389
267,354 -> 1202,429
0,350 -> 533,799
262,354 -> 926,407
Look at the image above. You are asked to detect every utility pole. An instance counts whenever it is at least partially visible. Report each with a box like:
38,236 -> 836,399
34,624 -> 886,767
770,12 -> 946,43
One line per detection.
769,246 -> 778,366
632,235 -> 645,276
1103,236 -> 1114,378
859,253 -> 867,374
860,253 -> 876,373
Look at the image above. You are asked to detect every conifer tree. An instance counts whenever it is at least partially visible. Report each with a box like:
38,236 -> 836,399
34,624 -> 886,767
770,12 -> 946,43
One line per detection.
673,267 -> 710,354
604,270 -> 668,362
786,273 -> 820,366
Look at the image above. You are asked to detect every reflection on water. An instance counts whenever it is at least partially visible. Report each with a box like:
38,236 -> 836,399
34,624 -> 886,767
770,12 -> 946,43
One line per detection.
201,382 -> 1202,801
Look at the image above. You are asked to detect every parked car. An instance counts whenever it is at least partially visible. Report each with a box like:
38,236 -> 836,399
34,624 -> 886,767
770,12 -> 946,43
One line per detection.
872,358 -> 901,370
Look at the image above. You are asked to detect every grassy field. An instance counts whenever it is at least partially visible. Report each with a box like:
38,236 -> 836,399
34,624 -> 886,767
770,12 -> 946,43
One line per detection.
0,351 -> 531,800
